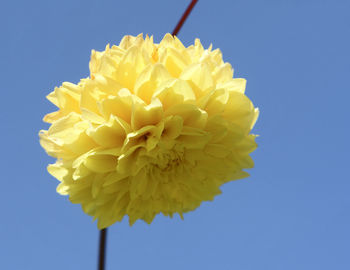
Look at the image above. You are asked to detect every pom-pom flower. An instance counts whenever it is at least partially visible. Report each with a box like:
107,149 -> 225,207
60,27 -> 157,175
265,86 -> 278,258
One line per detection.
40,33 -> 259,228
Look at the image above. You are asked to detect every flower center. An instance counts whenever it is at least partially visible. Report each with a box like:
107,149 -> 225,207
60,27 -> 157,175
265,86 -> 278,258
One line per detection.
151,145 -> 185,173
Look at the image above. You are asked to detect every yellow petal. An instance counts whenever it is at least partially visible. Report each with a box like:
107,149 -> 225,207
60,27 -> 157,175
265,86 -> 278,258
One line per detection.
91,173 -> 107,198
44,82 -> 81,123
212,63 -> 233,84
159,43 -> 189,77
119,34 -> 144,50
134,63 -> 171,103
47,163 -> 69,181
204,116 -> 228,143
177,126 -> 211,149
123,123 -> 164,152
87,115 -> 128,147
161,116 -> 183,140
153,79 -> 195,111
164,103 -> 208,129
39,130 -> 76,159
114,46 -> 150,91
204,89 -> 229,116
180,63 -> 214,98
204,144 -> 231,158
131,98 -> 163,130
223,91 -> 257,132
84,155 -> 118,173
98,89 -> 141,122
217,78 -> 246,94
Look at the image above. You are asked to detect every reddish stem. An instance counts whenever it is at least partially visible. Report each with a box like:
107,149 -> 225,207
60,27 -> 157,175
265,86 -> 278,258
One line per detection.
172,0 -> 199,36
98,228 -> 107,270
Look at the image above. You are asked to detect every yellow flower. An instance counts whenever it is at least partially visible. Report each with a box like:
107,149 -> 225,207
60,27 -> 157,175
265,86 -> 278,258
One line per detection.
39,33 -> 259,229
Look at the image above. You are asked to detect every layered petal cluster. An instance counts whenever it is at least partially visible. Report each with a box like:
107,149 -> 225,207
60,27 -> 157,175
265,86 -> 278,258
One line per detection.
40,34 -> 259,228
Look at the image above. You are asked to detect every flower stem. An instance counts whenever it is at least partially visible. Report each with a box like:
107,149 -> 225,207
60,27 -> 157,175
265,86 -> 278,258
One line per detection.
98,228 -> 107,270
172,0 -> 199,36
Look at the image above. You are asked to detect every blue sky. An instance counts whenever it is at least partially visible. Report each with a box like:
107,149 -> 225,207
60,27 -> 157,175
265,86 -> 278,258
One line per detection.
1,0 -> 350,269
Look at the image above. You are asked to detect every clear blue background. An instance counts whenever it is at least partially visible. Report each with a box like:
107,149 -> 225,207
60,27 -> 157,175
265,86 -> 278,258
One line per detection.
1,0 -> 349,269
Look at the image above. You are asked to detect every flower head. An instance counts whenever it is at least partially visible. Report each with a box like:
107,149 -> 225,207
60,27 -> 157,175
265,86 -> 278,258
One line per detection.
40,33 -> 259,228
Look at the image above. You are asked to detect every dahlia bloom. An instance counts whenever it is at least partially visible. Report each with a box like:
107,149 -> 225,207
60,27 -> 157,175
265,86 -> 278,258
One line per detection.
40,33 -> 259,228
